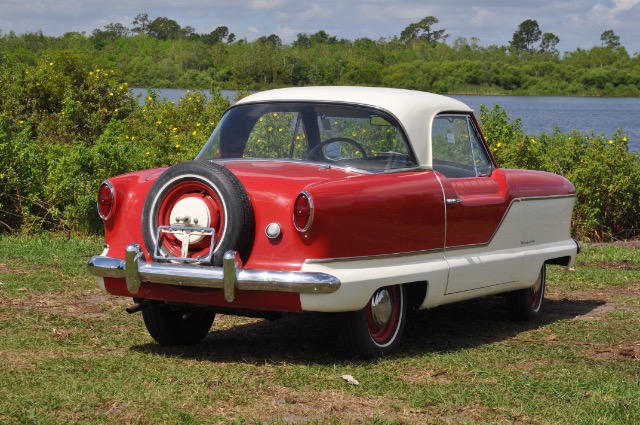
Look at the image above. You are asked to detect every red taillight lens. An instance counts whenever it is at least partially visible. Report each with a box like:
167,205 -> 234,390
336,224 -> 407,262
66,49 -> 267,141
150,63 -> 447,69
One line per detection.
97,181 -> 115,220
293,192 -> 314,232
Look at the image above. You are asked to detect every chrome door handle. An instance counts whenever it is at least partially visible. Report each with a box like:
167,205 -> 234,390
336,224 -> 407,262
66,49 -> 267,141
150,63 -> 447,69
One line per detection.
446,198 -> 464,205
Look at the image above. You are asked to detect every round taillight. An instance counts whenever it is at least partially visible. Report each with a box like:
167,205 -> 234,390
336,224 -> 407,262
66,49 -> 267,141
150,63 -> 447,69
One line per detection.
97,181 -> 115,220
293,191 -> 314,232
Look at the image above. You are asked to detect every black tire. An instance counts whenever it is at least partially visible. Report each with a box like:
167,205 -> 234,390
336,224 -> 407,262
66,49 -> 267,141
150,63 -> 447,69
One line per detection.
338,285 -> 407,358
142,304 -> 215,345
141,160 -> 254,266
507,265 -> 546,321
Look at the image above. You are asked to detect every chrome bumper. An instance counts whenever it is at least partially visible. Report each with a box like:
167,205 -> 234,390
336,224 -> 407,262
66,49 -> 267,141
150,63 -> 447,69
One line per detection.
87,243 -> 341,302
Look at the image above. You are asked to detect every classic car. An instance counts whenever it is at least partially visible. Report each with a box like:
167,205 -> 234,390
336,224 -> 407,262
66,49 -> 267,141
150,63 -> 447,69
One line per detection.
88,86 -> 579,358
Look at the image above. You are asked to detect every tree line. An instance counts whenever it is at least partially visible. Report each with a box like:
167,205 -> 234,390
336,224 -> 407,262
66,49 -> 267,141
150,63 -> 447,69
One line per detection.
1,14 -> 638,96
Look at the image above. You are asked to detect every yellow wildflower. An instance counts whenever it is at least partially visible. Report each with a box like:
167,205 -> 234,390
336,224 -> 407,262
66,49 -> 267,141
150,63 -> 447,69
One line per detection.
175,144 -> 181,149
608,140 -> 613,145
192,131 -> 197,136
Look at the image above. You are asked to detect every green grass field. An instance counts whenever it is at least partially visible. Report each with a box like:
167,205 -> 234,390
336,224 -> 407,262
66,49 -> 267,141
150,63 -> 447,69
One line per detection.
0,236 -> 638,424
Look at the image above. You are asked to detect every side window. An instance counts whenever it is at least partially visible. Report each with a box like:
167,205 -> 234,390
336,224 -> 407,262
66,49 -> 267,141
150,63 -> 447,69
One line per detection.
432,115 -> 493,178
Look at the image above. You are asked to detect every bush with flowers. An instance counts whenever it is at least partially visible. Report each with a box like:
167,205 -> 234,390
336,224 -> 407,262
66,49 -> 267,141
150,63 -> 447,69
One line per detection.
0,54 -> 230,234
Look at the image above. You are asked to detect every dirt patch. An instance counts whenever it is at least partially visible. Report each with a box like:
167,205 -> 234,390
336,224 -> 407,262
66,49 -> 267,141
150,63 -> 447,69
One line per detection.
588,342 -> 640,361
1,291 -> 129,319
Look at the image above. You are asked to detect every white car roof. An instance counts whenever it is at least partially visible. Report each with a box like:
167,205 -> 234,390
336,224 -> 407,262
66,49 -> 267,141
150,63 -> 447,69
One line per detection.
236,86 -> 474,166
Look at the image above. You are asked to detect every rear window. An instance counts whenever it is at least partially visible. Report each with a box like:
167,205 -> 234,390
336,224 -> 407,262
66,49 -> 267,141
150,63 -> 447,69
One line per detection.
197,102 -> 417,172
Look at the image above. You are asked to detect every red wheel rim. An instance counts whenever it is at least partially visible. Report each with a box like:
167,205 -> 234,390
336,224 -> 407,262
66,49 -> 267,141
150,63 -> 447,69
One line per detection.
366,286 -> 400,344
156,180 -> 224,260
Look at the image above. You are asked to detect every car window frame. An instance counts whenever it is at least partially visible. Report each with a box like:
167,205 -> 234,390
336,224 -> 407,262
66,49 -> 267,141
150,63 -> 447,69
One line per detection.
431,113 -> 494,178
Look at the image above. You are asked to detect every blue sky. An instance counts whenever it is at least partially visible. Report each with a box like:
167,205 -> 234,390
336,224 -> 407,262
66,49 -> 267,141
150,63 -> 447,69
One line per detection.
1,0 -> 639,54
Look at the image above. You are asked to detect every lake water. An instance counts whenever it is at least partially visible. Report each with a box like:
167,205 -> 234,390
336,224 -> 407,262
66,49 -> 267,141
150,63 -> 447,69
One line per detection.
132,88 -> 640,152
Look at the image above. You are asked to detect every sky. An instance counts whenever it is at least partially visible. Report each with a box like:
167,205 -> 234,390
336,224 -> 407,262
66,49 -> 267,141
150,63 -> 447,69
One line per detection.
1,0 -> 639,54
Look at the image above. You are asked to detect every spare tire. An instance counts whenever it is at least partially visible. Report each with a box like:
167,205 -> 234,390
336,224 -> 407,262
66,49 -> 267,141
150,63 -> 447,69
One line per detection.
141,160 -> 254,266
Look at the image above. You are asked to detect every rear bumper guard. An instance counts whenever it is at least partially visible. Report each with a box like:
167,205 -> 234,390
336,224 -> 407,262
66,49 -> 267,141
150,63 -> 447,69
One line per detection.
87,243 -> 341,303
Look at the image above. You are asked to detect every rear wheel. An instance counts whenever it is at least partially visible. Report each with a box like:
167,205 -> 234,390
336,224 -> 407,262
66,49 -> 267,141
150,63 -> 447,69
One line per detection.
507,265 -> 546,321
338,285 -> 407,358
142,304 -> 215,345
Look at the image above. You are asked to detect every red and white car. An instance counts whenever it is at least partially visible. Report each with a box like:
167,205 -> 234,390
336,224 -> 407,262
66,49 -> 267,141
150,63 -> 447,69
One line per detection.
88,86 -> 579,358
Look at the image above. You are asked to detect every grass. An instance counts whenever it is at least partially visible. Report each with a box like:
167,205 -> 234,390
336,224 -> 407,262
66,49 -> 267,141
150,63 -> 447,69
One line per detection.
0,235 -> 638,424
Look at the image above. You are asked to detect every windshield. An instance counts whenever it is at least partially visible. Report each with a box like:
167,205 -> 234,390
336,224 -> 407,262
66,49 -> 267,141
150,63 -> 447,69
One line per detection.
196,102 -> 417,172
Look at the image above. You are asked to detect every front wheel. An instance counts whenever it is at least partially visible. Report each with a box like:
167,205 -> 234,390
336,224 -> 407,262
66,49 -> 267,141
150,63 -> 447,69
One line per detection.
506,265 -> 546,321
338,285 -> 407,358
142,304 -> 215,345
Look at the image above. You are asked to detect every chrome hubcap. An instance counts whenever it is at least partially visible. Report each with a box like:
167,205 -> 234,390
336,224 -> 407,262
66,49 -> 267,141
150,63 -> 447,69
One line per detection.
370,289 -> 393,327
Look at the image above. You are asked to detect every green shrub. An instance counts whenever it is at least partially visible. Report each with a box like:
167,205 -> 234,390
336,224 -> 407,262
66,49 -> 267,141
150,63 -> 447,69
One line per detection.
0,54 -> 230,234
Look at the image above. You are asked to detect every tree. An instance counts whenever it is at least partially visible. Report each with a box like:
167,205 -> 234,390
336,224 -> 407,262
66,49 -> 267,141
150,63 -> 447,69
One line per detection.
539,32 -> 560,55
400,16 -> 447,44
147,17 -> 183,40
309,30 -> 338,45
257,34 -> 282,47
293,33 -> 311,48
132,13 -> 150,35
209,26 -> 235,44
91,23 -> 129,48
510,19 -> 541,53
600,30 -> 621,48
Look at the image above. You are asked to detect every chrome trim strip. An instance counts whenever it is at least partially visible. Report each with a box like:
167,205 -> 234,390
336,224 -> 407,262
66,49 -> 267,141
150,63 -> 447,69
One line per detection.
212,159 -> 430,175
304,194 -> 577,264
87,245 -> 341,297
305,247 -> 445,264
444,194 -> 576,252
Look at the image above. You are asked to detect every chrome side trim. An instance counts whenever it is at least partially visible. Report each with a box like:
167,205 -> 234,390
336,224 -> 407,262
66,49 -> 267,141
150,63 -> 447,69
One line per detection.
304,194 -> 577,264
305,247 -> 445,264
87,244 -> 341,298
444,194 -> 576,252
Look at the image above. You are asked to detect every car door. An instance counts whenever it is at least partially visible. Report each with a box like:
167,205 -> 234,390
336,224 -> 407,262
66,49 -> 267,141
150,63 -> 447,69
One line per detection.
431,114 -> 523,295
